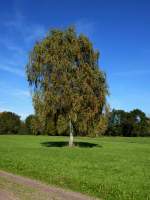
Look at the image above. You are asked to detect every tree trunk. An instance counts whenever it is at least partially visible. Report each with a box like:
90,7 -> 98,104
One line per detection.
69,119 -> 74,147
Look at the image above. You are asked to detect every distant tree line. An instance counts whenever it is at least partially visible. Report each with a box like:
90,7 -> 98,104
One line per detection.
105,109 -> 150,137
0,109 -> 150,136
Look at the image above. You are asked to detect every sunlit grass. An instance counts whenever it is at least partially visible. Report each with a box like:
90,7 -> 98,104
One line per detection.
0,135 -> 150,200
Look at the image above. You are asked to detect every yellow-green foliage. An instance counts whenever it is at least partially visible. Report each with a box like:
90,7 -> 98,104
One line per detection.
26,27 -> 108,136
57,115 -> 68,135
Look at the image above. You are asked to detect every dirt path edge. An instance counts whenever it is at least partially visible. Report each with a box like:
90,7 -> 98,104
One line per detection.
0,170 -> 99,200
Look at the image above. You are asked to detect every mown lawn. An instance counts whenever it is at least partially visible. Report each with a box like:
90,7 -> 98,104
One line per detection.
0,135 -> 150,200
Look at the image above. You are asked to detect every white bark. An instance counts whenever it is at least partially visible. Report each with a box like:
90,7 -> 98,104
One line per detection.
69,120 -> 74,147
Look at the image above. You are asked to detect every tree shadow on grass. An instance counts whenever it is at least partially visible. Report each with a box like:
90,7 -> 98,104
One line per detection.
41,141 -> 102,148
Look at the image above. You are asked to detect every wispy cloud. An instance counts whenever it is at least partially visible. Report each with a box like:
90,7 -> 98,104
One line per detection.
4,11 -> 46,44
0,64 -> 25,77
0,82 -> 30,98
13,89 -> 30,97
4,11 -> 25,29
0,84 -> 33,119
0,10 -> 46,78
0,9 -> 44,118
6,44 -> 25,56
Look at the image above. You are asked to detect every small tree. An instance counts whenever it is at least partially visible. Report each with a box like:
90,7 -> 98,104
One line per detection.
147,117 -> 150,136
0,111 -> 21,134
129,109 -> 149,136
106,109 -> 127,136
26,27 -> 108,146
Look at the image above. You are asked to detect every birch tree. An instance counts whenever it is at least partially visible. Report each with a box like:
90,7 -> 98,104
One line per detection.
26,27 -> 108,146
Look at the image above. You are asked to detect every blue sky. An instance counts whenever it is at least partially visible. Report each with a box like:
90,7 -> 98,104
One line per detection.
0,0 -> 150,119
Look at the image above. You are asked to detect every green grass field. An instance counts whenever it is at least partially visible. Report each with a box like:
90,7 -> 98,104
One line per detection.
0,135 -> 150,200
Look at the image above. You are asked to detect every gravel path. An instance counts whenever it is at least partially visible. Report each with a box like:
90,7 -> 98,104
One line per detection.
0,170 -> 98,200
0,189 -> 19,200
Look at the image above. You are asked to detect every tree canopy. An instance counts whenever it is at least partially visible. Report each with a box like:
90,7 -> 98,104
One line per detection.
26,27 -> 108,140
